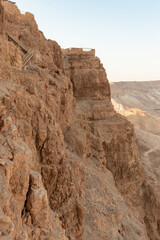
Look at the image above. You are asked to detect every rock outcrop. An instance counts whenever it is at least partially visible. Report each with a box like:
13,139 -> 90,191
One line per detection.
0,2 -> 158,240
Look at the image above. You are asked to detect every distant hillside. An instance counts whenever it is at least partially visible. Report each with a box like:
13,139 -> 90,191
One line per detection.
111,81 -> 160,135
111,81 -> 160,239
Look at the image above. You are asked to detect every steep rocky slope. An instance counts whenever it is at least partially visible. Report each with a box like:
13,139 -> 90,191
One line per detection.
0,1 -> 159,240
62,49 -> 147,239
111,81 -> 160,240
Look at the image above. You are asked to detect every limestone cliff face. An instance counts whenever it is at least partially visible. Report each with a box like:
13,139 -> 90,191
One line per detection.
0,2 -> 155,240
63,48 -> 143,202
0,2 -> 74,239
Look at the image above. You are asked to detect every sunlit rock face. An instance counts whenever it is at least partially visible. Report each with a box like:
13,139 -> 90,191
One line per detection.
0,2 -> 158,240
62,49 -> 147,240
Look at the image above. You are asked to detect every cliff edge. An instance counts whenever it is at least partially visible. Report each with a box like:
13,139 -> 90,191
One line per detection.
0,2 -> 158,240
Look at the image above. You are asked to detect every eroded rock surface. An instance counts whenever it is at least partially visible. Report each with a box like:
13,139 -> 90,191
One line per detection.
0,1 -> 158,240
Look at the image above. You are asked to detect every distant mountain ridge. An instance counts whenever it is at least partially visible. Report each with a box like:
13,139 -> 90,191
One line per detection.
111,80 -> 160,135
111,80 -> 160,240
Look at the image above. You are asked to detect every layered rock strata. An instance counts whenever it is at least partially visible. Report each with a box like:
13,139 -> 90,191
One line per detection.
62,49 -> 148,240
0,2 -> 157,240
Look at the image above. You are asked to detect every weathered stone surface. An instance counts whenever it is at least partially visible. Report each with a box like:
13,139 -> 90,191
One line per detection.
0,208 -> 14,240
0,2 -> 158,240
62,49 -> 148,239
63,49 -> 143,202
63,48 -> 111,100
0,112 -> 32,239
0,0 -> 4,35
26,170 -> 49,227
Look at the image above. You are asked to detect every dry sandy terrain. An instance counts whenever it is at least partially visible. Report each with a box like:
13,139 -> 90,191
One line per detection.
111,81 -> 160,238
111,81 -> 160,134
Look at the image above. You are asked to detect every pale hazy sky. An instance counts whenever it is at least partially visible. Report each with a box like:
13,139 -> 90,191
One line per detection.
15,0 -> 160,82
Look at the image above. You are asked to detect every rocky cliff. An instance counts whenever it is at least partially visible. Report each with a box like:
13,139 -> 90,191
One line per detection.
0,2 -> 158,240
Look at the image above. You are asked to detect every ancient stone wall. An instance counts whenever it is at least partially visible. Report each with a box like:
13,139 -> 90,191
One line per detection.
62,47 -> 95,56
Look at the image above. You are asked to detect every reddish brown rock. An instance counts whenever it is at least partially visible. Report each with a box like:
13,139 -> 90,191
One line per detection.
0,0 -> 4,35
63,48 -> 143,202
0,2 -> 157,240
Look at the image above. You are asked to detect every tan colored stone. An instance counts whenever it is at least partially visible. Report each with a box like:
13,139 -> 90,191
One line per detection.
26,171 -> 49,227
0,2 -> 158,240
0,209 -> 14,240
